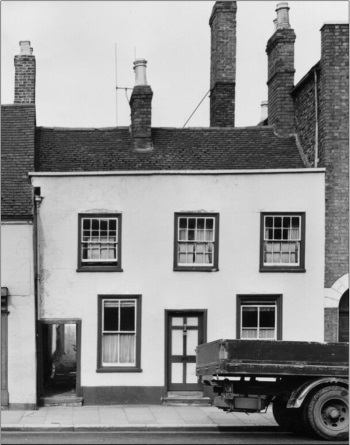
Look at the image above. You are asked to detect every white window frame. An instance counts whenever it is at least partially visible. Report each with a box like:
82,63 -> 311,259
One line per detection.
263,215 -> 301,267
177,216 -> 215,267
81,217 -> 118,264
101,298 -> 137,367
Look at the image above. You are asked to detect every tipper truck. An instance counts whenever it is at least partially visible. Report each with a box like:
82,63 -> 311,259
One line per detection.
196,339 -> 348,441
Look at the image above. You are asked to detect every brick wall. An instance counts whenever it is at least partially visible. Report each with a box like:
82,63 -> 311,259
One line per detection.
209,1 -> 236,127
292,72 -> 317,166
130,85 -> 153,151
324,308 -> 338,342
14,55 -> 36,104
319,24 -> 349,288
266,28 -> 296,135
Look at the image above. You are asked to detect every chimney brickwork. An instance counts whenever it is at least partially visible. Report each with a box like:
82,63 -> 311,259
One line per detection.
130,59 -> 153,151
266,3 -> 295,135
319,23 -> 349,289
14,41 -> 36,104
209,1 -> 237,127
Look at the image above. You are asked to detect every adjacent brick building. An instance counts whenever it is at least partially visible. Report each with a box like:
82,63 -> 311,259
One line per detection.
291,23 -> 349,342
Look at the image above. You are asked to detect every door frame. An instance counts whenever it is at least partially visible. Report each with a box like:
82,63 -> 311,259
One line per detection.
164,309 -> 207,391
37,319 -> 82,398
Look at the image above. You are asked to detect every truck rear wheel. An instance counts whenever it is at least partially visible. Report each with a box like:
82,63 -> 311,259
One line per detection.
272,396 -> 302,433
303,385 -> 349,441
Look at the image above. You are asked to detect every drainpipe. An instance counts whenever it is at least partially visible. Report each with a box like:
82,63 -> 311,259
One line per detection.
34,189 -> 43,402
314,69 -> 319,167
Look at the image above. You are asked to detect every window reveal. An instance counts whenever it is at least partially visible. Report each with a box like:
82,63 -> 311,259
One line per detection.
102,299 -> 136,366
263,215 -> 301,266
177,217 -> 215,266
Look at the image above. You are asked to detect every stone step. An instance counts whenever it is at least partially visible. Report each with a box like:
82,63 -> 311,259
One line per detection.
162,391 -> 211,406
166,391 -> 203,398
162,396 -> 212,406
39,395 -> 83,407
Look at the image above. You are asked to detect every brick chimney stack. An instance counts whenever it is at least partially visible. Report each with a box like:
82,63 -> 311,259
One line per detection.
14,41 -> 36,104
130,59 -> 153,151
266,3 -> 296,135
209,1 -> 237,127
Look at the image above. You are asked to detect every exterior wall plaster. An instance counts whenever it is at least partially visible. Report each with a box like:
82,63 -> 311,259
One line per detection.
32,172 -> 325,388
1,223 -> 36,404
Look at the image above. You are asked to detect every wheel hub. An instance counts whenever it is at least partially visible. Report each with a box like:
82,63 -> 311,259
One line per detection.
325,406 -> 340,420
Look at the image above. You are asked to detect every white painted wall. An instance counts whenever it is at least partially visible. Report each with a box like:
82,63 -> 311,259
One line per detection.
1,223 -> 36,405
32,171 -> 325,387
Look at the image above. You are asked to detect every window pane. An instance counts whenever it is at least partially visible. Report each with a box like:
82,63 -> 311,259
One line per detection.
119,334 -> 135,363
179,218 -> 187,229
120,302 -> 135,331
242,329 -> 257,339
186,362 -> 198,384
83,219 -> 91,230
188,218 -> 196,229
92,219 -> 99,230
242,307 -> 258,327
197,218 -> 205,230
259,329 -> 275,339
179,229 -> 187,241
265,217 -> 273,228
275,217 -> 282,228
260,307 -> 275,328
102,334 -> 118,363
171,363 -> 183,384
206,219 -> 214,230
172,330 -> 183,355
187,329 -> 198,355
274,228 -> 282,240
188,230 -> 195,241
179,253 -> 186,263
172,317 -> 184,326
104,306 -> 119,331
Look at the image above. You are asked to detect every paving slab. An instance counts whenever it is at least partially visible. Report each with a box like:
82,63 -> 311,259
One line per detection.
1,403 -> 278,432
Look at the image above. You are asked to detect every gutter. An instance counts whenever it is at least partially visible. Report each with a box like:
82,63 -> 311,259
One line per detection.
28,168 -> 326,177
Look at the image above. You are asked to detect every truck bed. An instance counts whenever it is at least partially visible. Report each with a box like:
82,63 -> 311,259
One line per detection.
196,339 -> 349,378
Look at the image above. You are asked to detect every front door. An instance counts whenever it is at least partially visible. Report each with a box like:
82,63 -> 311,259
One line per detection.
166,311 -> 206,391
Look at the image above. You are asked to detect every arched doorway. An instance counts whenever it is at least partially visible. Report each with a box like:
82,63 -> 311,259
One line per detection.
339,290 -> 349,343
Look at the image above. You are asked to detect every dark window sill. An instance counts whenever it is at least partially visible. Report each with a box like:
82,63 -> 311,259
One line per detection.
259,267 -> 306,273
173,267 -> 219,272
77,266 -> 123,272
96,367 -> 142,373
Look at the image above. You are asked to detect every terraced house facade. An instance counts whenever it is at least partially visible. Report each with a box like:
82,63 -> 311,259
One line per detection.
1,1 -> 348,408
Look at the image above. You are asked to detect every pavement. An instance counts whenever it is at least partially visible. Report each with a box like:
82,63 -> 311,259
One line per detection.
1,404 -> 278,432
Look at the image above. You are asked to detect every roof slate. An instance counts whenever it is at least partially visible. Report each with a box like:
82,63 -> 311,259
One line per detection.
1,105 -> 35,219
35,126 -> 306,172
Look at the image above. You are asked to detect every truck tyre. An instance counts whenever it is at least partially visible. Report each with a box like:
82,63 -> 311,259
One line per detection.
303,385 -> 348,441
272,396 -> 303,433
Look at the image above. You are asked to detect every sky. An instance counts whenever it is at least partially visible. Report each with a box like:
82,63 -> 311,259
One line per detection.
1,1 -> 348,129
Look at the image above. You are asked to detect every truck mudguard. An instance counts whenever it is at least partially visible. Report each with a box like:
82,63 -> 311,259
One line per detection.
287,377 -> 349,409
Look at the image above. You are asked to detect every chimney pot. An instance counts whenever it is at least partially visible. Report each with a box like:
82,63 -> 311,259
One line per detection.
260,101 -> 268,121
19,41 -> 32,55
133,58 -> 148,86
276,2 -> 290,29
